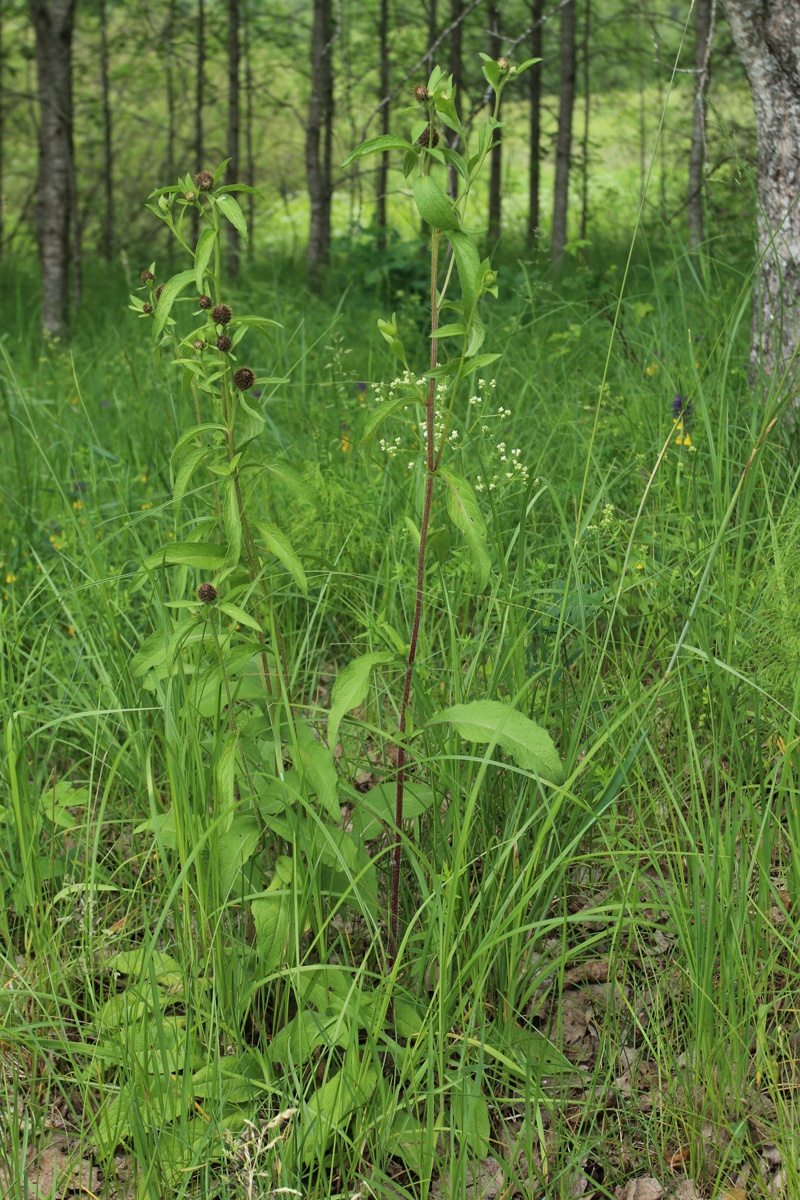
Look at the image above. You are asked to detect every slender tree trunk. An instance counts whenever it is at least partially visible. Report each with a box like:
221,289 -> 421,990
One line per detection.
721,0 -> 800,387
165,0 -> 176,183
98,0 -> 113,260
487,1 -> 502,245
526,0 -> 544,246
551,0 -> 576,264
0,0 -> 5,261
579,0 -> 590,242
305,0 -> 334,279
226,0 -> 240,271
376,0 -> 389,250
244,0 -> 255,257
688,0 -> 713,251
193,0 -> 205,245
28,0 -> 77,335
447,0 -> 463,198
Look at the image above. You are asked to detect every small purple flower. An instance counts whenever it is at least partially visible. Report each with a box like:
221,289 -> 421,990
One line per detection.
672,394 -> 692,421
356,382 -> 367,393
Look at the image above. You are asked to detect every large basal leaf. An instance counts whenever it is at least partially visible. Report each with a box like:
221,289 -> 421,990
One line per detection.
217,814 -> 261,898
301,1056 -> 378,1166
252,856 -> 293,974
439,465 -> 491,591
327,650 -> 394,751
429,699 -> 564,785
352,780 -> 435,841
294,717 -> 339,819
451,1074 -> 490,1158
413,175 -> 461,231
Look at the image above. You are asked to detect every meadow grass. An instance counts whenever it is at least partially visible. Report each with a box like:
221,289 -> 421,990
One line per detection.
1,214 -> 799,1200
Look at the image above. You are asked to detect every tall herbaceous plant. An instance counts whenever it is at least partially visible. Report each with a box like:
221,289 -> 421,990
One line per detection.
125,64 -> 569,1175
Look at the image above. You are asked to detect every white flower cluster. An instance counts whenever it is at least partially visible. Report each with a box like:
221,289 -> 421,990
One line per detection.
475,442 -> 529,492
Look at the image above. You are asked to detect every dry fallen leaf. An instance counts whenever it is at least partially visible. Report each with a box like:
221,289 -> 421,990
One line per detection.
616,1178 -> 665,1200
717,1189 -> 746,1200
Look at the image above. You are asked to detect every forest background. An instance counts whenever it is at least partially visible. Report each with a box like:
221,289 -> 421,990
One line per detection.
2,3 -> 800,1200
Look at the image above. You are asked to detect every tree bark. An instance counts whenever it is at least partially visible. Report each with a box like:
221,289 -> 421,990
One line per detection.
552,0 -> 576,264
579,0 -> 590,242
487,0 -> 502,245
447,0 -> 463,198
243,0 -> 255,256
526,0 -> 544,246
0,0 -> 5,261
193,0 -> 205,246
226,0 -> 240,273
98,0 -> 114,261
376,0 -> 389,250
688,0 -> 713,251
28,0 -> 77,335
721,0 -> 800,386
305,0 -> 334,279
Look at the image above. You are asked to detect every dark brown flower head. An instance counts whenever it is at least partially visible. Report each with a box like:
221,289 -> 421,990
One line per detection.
216,334 -> 232,352
497,56 -> 510,72
233,367 -> 256,391
416,125 -> 440,149
414,84 -> 429,103
193,338 -> 205,350
211,303 -> 232,325
198,294 -> 213,309
194,170 -> 214,192
155,284 -> 165,301
140,269 -> 155,284
197,582 -> 218,604
142,302 -> 153,314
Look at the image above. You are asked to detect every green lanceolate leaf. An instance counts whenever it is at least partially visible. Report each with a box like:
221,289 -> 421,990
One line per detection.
341,135 -> 415,168
252,856 -> 293,974
262,461 -> 318,509
222,478 -> 243,566
141,541 -> 228,572
351,781 -> 435,841
215,731 -> 239,831
256,522 -> 308,597
447,229 -> 481,315
429,699 -> 564,784
214,193 -> 248,244
172,445 -> 209,508
440,465 -> 491,590
359,394 -> 413,459
217,814 -> 261,898
413,175 -> 460,231
328,650 -> 395,751
294,718 -> 339,819
193,227 -> 217,292
153,269 -> 196,339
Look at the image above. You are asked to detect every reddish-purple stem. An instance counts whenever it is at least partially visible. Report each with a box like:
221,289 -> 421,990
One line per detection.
389,226 -> 440,966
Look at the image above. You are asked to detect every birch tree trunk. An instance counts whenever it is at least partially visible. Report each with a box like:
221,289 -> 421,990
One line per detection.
28,0 -> 77,335
688,0 -> 713,251
721,0 -> 800,386
552,0 -> 576,264
306,0 -> 334,279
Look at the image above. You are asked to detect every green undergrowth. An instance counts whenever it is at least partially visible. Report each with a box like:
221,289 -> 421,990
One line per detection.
1,222 -> 799,1200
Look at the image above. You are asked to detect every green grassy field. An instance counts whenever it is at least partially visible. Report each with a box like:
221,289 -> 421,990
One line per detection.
1,97 -> 799,1200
